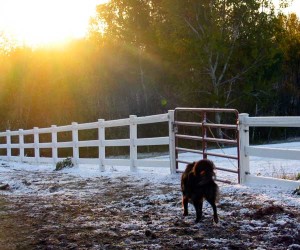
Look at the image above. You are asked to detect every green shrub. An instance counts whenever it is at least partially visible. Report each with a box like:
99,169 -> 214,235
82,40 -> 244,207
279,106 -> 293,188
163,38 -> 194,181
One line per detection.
292,186 -> 300,195
55,157 -> 74,171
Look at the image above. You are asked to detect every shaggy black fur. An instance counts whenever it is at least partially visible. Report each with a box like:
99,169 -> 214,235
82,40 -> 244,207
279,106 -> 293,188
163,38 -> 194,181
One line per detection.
181,159 -> 219,223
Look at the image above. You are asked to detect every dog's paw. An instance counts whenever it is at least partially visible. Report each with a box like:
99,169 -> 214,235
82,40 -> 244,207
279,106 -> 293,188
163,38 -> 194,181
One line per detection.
195,217 -> 202,223
213,216 -> 219,224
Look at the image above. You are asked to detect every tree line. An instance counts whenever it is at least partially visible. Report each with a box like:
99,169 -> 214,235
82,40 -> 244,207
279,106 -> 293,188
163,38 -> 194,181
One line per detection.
0,0 -> 299,142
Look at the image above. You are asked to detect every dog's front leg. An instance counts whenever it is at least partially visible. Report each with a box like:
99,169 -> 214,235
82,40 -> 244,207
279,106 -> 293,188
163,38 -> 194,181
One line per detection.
207,198 -> 219,224
212,203 -> 219,224
182,196 -> 189,216
194,199 -> 203,223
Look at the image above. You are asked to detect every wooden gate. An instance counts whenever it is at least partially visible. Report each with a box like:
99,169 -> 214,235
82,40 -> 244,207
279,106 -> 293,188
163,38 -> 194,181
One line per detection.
173,108 -> 240,184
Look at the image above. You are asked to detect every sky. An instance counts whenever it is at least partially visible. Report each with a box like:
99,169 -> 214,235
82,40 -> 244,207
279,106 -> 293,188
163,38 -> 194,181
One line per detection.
0,0 -> 108,47
0,0 -> 299,48
275,0 -> 300,15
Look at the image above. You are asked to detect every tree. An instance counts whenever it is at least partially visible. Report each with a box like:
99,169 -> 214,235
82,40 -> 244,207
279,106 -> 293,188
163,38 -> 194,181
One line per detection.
90,0 -> 283,131
162,0 -> 279,105
92,1 -> 150,112
276,13 -> 300,115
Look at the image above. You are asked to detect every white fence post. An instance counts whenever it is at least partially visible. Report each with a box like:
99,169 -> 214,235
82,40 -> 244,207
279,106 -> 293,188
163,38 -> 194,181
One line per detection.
34,127 -> 39,163
98,119 -> 105,171
51,125 -> 58,165
72,122 -> 79,166
19,129 -> 24,162
238,113 -> 250,184
130,115 -> 137,172
6,130 -> 11,161
168,110 -> 176,174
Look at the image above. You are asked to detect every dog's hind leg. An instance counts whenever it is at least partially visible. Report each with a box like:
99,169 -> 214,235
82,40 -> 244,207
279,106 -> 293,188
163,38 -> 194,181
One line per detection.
207,198 -> 219,224
182,196 -> 189,216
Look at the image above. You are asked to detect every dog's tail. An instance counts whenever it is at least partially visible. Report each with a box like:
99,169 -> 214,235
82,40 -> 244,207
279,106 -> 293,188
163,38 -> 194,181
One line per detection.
185,162 -> 195,173
181,162 -> 195,192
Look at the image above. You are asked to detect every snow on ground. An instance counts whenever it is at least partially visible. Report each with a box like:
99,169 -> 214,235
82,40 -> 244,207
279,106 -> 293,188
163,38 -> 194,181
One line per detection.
0,142 -> 299,249
1,141 -> 300,206
173,141 -> 300,181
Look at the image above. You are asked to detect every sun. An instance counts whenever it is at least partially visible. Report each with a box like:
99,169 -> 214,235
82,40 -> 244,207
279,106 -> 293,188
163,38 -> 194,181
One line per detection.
0,0 -> 109,47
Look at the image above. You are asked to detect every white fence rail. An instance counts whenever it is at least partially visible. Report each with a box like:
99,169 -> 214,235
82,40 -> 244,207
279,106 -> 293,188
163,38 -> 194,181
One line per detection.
1,110 -> 300,189
239,113 -> 300,189
0,111 -> 176,173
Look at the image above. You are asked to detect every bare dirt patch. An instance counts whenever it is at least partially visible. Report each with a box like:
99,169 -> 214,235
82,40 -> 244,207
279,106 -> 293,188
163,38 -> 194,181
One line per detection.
0,169 -> 300,249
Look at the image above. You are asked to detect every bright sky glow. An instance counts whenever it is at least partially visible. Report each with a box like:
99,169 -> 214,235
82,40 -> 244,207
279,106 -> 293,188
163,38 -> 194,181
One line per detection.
0,0 -> 299,48
274,0 -> 300,15
0,0 -> 108,47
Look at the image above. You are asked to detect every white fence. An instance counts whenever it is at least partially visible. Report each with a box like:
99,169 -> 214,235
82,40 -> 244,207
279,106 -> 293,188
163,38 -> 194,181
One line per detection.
0,111 -> 176,173
239,113 -> 300,189
1,110 -> 300,189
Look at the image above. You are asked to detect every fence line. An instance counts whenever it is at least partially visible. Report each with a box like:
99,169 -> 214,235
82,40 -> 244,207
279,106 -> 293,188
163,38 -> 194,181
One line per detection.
0,111 -> 175,172
1,110 -> 300,189
239,113 -> 300,189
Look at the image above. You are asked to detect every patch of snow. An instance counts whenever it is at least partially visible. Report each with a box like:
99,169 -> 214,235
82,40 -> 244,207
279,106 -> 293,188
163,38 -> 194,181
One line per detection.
1,141 -> 300,209
239,208 -> 251,214
288,244 -> 300,250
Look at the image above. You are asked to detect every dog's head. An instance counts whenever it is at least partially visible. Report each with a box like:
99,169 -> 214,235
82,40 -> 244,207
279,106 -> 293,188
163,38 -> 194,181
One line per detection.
193,159 -> 216,178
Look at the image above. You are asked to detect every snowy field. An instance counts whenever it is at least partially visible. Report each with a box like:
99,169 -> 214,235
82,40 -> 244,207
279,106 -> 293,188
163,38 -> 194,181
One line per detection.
0,142 -> 300,249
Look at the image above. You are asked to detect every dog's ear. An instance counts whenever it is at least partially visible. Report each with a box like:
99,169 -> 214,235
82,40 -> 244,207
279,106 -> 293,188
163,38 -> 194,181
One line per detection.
209,160 -> 217,173
206,160 -> 217,177
210,159 -> 216,169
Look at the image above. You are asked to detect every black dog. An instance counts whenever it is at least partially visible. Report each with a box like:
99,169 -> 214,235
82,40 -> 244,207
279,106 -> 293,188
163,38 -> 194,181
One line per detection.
181,159 -> 219,223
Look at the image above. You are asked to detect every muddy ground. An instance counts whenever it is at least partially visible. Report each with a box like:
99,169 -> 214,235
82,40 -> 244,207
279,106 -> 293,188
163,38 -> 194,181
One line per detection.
0,169 -> 300,250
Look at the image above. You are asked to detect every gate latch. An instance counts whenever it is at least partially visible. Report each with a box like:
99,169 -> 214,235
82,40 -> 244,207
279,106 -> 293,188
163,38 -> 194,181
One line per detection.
172,123 -> 178,133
